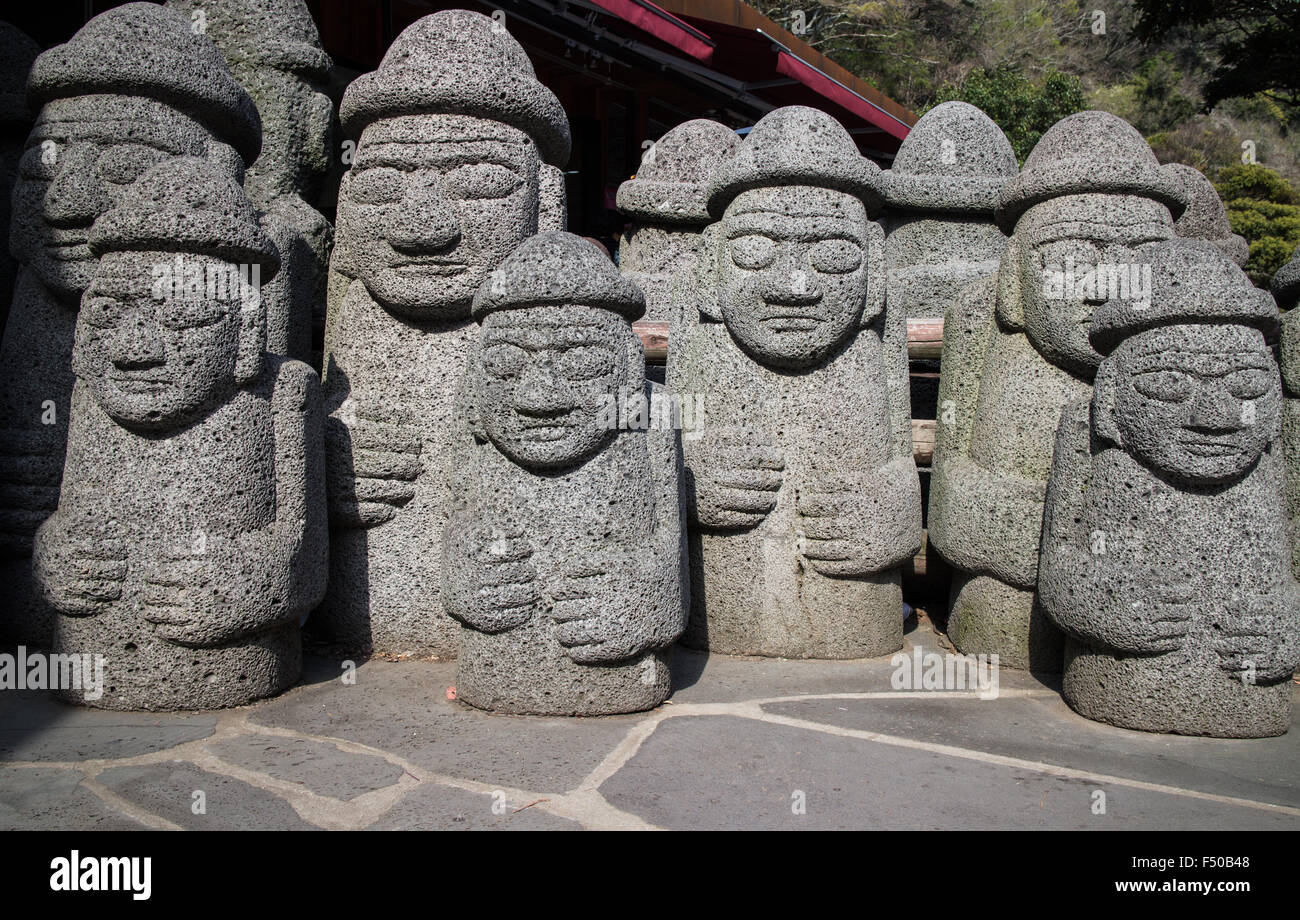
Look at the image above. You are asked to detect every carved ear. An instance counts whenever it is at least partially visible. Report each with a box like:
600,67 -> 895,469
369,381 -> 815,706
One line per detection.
1091,358 -> 1121,446
538,164 -> 567,232
621,321 -> 646,399
994,234 -> 1025,331
234,266 -> 267,386
694,222 -> 724,322
861,220 -> 886,327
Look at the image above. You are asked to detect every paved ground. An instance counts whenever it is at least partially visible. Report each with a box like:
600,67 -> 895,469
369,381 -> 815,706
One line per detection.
2,617 -> 1298,830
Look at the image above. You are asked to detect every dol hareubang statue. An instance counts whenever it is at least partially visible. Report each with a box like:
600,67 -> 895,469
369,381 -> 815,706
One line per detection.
927,111 -> 1186,670
445,232 -> 686,715
32,157 -> 326,711
1039,238 -> 1299,737
0,3 -> 260,646
670,105 -> 921,659
312,10 -> 571,656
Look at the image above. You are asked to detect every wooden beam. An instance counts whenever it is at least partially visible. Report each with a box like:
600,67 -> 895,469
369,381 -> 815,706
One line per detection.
634,318 -> 946,364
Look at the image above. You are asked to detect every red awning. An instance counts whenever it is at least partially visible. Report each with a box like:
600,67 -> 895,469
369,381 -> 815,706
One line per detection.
774,49 -> 910,140
586,0 -> 715,63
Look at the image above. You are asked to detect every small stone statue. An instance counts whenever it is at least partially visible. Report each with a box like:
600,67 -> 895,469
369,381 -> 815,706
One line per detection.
33,157 -> 326,710
670,105 -> 921,659
167,0 -> 336,363
0,2 -> 261,646
1039,238 -> 1298,737
445,232 -> 686,715
617,119 -> 739,322
928,111 -> 1186,670
313,10 -> 571,657
1167,162 -> 1248,268
1271,246 -> 1300,569
881,101 -> 1017,319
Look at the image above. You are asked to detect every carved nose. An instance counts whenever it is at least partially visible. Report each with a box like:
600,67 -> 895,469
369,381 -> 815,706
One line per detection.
388,181 -> 460,253
1188,385 -> 1240,431
44,146 -> 109,227
514,361 -> 565,415
110,310 -> 166,369
763,261 -> 822,304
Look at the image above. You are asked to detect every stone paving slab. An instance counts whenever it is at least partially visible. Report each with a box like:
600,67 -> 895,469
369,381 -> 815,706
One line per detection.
97,763 -> 315,830
0,767 -> 145,831
366,784 -> 579,830
206,735 -> 404,802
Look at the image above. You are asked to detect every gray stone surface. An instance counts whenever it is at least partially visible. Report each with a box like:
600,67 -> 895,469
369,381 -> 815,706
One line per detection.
98,762 -> 314,829
207,735 -> 403,800
31,157 -> 327,710
251,658 -> 641,790
599,714 -> 1299,830
928,110 -> 1184,670
311,9 -> 571,658
670,105 -> 920,659
1039,238 -> 1297,737
367,783 -> 578,830
1272,246 -> 1300,572
0,22 -> 39,330
881,101 -> 1016,319
0,3 -> 259,649
616,119 -> 739,322
445,232 -> 686,715
0,767 -> 145,830
167,0 -> 335,364
1168,162 -> 1249,267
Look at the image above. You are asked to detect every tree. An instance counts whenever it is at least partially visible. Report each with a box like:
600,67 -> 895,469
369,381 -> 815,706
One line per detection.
931,65 -> 1087,161
1215,164 -> 1300,286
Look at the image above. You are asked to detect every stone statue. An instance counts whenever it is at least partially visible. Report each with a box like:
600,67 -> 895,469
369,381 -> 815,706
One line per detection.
927,111 -> 1186,670
32,157 -> 326,710
0,22 -> 40,328
167,0 -> 335,363
312,9 -> 570,657
1039,238 -> 1298,737
669,105 -> 921,659
881,101 -> 1017,319
1167,162 -> 1248,268
616,119 -> 739,322
1271,246 -> 1300,569
445,231 -> 686,715
1,3 -> 261,646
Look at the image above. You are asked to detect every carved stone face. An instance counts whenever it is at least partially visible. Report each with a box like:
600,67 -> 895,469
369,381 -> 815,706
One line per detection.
76,250 -> 247,431
717,186 -> 870,369
336,114 -> 541,321
12,96 -> 216,301
1109,323 -> 1279,485
1015,194 -> 1173,375
475,305 -> 630,471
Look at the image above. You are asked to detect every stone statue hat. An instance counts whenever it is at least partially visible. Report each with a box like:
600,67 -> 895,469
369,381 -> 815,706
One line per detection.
0,22 -> 39,125
1270,247 -> 1299,311
882,101 -> 1018,214
166,0 -> 331,77
617,119 -> 740,226
707,105 -> 884,218
27,2 -> 262,165
1166,162 -> 1249,268
340,9 -> 570,166
472,231 -> 644,322
89,156 -> 280,278
1089,237 -> 1277,356
995,110 -> 1186,233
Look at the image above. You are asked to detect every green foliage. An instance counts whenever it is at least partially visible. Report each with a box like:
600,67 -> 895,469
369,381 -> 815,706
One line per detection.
931,65 -> 1087,162
1216,164 -> 1300,205
1215,165 -> 1300,285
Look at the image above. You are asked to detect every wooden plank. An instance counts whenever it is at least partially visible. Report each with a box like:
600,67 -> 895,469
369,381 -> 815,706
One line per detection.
636,317 -> 946,364
912,418 -> 934,467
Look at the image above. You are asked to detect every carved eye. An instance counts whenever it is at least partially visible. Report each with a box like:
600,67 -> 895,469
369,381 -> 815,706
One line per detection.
157,297 -> 231,330
1224,369 -> 1271,401
555,346 -> 614,381
809,239 -> 862,274
347,167 -> 404,205
19,142 -> 60,181
81,295 -> 125,329
482,343 -> 528,378
96,145 -> 166,185
1035,239 -> 1101,275
729,235 -> 776,270
442,164 -> 523,200
1133,370 -> 1193,402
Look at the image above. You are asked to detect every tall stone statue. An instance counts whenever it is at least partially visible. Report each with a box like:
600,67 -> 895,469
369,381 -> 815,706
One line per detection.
616,119 -> 739,322
1271,246 -> 1300,569
446,232 -> 686,715
1039,238 -> 1298,737
670,105 -> 921,659
313,10 -> 571,657
881,101 -> 1017,319
32,157 -> 326,710
0,3 -> 261,646
0,22 -> 40,328
927,111 -> 1185,670
1167,162 -> 1248,268
166,0 -> 335,362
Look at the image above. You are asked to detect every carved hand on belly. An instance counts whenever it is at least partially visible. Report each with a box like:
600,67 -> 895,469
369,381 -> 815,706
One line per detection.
688,427 -> 784,529
796,460 -> 922,577
32,514 -> 128,617
325,414 -> 422,528
1211,584 -> 1300,683
445,522 -> 540,634
0,426 -> 64,554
